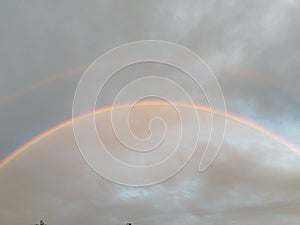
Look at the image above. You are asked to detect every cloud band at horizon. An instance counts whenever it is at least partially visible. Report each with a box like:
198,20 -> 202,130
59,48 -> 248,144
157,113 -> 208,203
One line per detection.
0,101 -> 299,170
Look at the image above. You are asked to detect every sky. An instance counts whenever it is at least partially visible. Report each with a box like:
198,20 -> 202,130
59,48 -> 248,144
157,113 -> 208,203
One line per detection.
0,0 -> 300,224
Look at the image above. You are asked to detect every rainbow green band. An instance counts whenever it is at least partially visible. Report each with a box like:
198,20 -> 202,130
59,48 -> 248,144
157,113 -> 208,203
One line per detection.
1,101 -> 299,170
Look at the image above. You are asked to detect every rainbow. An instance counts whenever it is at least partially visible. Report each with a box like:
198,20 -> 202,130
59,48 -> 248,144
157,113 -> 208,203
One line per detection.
0,101 -> 299,170
0,68 -> 83,107
1,64 -> 299,109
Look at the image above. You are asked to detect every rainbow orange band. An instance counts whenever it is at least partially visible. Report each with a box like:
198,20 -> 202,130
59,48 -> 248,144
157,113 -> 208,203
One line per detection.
0,101 -> 299,170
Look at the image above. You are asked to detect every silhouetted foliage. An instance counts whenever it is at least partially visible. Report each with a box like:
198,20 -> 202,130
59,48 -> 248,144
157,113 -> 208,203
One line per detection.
33,220 -> 46,225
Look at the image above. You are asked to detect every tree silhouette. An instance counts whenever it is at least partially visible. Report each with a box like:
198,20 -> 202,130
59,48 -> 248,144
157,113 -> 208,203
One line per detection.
33,220 -> 46,225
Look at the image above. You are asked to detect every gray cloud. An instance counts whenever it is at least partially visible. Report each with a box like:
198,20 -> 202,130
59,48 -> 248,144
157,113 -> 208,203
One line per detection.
0,0 -> 300,224
1,105 -> 300,224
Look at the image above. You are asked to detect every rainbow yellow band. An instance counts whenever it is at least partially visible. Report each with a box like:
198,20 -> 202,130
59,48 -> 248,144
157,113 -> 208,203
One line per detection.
0,101 -> 299,170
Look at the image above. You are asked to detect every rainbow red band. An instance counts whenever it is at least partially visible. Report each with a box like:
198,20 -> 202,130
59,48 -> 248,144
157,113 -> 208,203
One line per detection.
1,101 -> 299,170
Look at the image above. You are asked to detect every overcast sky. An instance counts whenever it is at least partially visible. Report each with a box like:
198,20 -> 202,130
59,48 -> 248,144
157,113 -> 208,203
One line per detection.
0,0 -> 300,224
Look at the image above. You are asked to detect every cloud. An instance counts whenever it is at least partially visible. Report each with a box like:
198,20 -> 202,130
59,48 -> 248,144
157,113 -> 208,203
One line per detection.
0,0 -> 300,224
1,105 -> 300,224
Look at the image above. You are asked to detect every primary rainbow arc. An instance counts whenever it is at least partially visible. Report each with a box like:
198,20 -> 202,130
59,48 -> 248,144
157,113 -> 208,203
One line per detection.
0,101 -> 299,170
